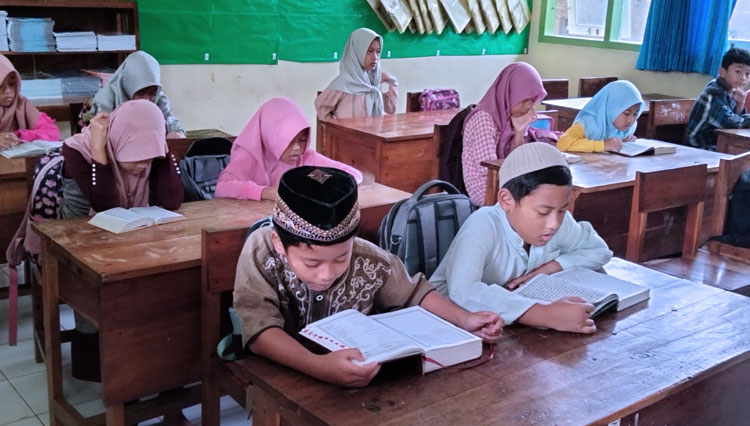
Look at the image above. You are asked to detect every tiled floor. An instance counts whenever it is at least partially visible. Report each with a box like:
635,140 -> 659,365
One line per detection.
0,264 -> 250,425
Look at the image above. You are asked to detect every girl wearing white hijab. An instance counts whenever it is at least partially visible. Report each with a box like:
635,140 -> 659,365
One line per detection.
315,28 -> 398,120
78,50 -> 186,137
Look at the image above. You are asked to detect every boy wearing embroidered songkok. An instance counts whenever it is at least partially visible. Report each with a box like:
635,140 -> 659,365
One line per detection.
232,166 -> 503,387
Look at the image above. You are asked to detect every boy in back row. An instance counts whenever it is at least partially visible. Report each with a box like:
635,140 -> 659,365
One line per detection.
686,47 -> 750,150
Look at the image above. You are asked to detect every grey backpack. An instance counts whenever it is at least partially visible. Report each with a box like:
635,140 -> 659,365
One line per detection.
378,180 -> 476,277
179,137 -> 233,202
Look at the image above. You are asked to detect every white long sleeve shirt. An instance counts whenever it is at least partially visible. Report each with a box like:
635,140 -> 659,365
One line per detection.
430,205 -> 613,324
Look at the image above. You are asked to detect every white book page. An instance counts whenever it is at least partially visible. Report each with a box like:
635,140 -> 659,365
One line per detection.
88,207 -> 152,233
102,207 -> 146,222
553,268 -> 650,310
618,142 -> 651,157
129,206 -> 184,224
371,306 -> 478,351
300,310 -> 420,364
515,274 -> 609,304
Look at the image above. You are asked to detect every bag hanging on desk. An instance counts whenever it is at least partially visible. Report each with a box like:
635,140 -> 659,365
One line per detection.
179,137 -> 232,202
437,104 -> 475,195
377,180 -> 475,277
419,89 -> 460,111
719,169 -> 750,248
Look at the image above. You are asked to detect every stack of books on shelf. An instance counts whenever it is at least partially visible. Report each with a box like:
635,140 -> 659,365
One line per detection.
0,11 -> 8,51
54,31 -> 97,52
7,17 -> 55,52
96,33 -> 135,51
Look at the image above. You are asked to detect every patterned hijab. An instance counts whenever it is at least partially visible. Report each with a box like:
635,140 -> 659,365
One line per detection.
92,50 -> 166,112
325,28 -> 384,116
0,54 -> 40,132
574,80 -> 645,140
64,100 -> 167,207
464,62 -> 547,158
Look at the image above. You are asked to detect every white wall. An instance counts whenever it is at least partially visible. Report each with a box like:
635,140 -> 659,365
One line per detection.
158,0 -> 712,137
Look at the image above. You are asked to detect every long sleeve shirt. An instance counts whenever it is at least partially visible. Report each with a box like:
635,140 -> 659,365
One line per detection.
215,152 -> 363,201
15,113 -> 60,141
429,205 -> 613,324
61,144 -> 184,212
314,71 -> 399,120
556,123 -> 606,153
686,77 -> 750,151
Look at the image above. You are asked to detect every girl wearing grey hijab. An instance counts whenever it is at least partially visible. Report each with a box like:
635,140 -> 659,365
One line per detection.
79,51 -> 185,136
315,28 -> 398,120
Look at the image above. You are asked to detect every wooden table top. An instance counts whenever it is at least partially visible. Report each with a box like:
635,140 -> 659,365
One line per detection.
716,128 -> 750,139
235,257 -> 750,426
542,93 -> 679,114
32,183 -> 409,283
321,109 -> 459,142
30,96 -> 90,108
0,156 -> 26,179
482,143 -> 733,193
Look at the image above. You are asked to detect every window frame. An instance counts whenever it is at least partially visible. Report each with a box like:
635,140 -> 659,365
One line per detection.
539,0 -> 645,51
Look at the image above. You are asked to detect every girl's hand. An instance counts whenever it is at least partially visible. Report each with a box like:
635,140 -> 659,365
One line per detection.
624,134 -> 637,142
604,137 -> 623,152
0,132 -> 20,150
511,109 -> 538,134
89,113 -> 110,164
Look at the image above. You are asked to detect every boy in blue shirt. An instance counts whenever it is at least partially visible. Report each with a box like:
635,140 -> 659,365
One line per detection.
686,47 -> 750,150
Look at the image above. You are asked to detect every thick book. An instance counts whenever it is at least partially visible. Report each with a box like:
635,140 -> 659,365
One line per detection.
88,206 -> 184,234
615,139 -> 677,157
514,267 -> 650,317
1,140 -> 62,158
300,306 -> 481,373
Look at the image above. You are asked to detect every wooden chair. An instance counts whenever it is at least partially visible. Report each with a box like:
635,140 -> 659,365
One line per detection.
578,77 -> 617,97
201,225 -> 253,426
406,91 -> 421,112
542,79 -> 569,100
645,98 -> 695,144
626,160 -> 750,295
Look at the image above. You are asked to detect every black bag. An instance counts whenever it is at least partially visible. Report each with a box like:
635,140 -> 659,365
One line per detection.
179,137 -> 233,202
437,104 -> 475,195
719,169 -> 750,248
378,180 -> 476,277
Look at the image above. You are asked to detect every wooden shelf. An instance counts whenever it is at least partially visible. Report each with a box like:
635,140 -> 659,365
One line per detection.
1,50 -> 136,56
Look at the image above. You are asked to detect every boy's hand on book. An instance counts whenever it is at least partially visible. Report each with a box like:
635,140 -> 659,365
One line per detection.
604,137 -> 623,152
544,296 -> 596,334
462,311 -> 504,343
318,348 -> 380,388
505,260 -> 562,290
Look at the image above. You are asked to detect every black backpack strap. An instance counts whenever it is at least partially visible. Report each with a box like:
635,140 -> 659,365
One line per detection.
416,202 -> 439,277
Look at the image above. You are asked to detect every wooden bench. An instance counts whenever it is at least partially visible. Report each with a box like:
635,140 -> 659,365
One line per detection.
578,76 -> 617,97
645,98 -> 694,143
542,78 -> 569,100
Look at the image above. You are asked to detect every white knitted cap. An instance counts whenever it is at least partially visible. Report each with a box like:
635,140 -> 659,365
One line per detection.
498,142 -> 568,188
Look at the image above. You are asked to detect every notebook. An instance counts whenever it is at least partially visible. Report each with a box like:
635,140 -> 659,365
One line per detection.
88,206 -> 184,234
615,139 -> 677,157
1,140 -> 62,158
514,267 -> 651,318
300,306 -> 482,373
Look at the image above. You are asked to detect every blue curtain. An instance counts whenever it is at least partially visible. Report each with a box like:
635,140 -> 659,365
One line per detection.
636,0 -> 738,75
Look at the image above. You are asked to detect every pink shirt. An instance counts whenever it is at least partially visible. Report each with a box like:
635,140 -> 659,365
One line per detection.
15,113 -> 60,141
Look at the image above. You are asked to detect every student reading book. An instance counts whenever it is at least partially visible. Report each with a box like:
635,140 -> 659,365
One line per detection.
88,206 -> 184,234
431,143 -> 613,334
301,306 -> 482,373
232,166 -> 503,388
0,139 -> 61,158
614,138 -> 677,157
513,267 -> 650,318
557,80 -> 645,153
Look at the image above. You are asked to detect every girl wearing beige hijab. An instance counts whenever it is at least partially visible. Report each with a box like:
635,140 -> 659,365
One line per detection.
314,28 -> 398,120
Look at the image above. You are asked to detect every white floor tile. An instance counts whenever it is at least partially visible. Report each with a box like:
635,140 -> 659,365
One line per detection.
0,338 -> 46,380
0,295 -> 34,345
1,417 -> 44,426
36,413 -> 48,426
0,381 -> 35,425
181,395 -> 240,421
10,364 -> 102,414
58,305 -> 75,331
138,417 -> 163,425
214,406 -> 252,426
73,399 -> 104,418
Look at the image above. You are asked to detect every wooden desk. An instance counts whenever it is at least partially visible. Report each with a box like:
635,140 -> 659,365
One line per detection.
716,128 -> 750,155
231,257 -> 750,426
482,145 -> 733,260
32,96 -> 89,131
0,156 -> 31,263
33,183 -> 408,426
542,93 -> 677,137
317,109 -> 459,192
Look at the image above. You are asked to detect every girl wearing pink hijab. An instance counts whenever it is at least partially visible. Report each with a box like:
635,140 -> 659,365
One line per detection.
0,54 -> 59,150
216,97 -> 363,201
62,99 -> 183,218
462,62 -> 559,205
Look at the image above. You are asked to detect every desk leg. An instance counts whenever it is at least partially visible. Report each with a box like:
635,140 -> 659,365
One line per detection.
42,242 -> 63,426
484,170 -> 499,206
253,387 -> 280,426
105,403 -> 125,426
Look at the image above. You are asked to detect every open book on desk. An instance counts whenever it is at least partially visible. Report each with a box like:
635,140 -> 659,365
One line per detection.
1,140 -> 62,158
300,306 -> 482,373
514,267 -> 650,317
88,206 -> 184,234
614,139 -> 677,157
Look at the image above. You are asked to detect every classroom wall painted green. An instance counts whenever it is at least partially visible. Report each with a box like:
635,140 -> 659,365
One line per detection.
138,0 -> 531,64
